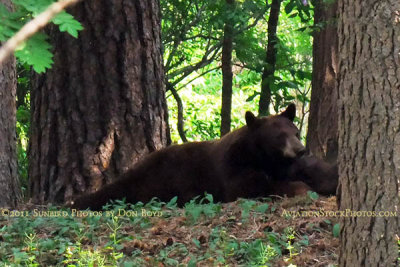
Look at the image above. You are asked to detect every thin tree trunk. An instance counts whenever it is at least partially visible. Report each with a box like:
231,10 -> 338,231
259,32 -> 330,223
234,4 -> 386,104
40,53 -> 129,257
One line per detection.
259,0 -> 281,116
338,0 -> 400,265
0,0 -> 21,208
167,82 -> 188,142
220,0 -> 234,136
29,0 -> 169,204
306,0 -> 338,163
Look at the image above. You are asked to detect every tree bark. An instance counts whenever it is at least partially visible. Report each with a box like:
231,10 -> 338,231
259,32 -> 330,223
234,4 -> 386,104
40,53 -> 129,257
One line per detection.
338,0 -> 400,266
0,0 -> 21,208
220,0 -> 234,136
306,0 -> 338,163
29,0 -> 170,204
259,0 -> 281,116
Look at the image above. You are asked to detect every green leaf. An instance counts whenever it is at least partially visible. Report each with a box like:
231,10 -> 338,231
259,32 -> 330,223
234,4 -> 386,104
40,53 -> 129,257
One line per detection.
277,81 -> 299,89
52,11 -> 83,38
0,25 -> 15,40
15,33 -> 53,73
192,238 -> 201,248
166,196 -> 178,208
203,192 -> 214,204
297,70 -> 312,80
255,203 -> 269,213
187,256 -> 197,267
12,0 -> 53,15
333,223 -> 340,237
12,0 -> 82,38
296,26 -> 307,32
284,1 -> 296,14
39,239 -> 55,250
246,91 -> 260,102
307,191 -> 319,200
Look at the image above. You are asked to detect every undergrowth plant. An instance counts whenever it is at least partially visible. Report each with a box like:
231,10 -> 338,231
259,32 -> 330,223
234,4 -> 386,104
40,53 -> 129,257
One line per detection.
207,227 -> 239,264
397,238 -> 399,262
184,193 -> 222,224
0,195 -> 328,266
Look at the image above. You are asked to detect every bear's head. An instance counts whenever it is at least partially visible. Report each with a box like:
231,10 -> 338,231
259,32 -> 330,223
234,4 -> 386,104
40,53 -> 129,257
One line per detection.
245,104 -> 305,162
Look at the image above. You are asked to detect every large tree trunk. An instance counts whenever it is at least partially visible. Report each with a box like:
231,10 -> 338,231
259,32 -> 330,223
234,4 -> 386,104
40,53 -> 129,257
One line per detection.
29,0 -> 169,204
338,0 -> 400,266
258,0 -> 281,116
220,0 -> 234,136
306,0 -> 338,163
0,0 -> 21,208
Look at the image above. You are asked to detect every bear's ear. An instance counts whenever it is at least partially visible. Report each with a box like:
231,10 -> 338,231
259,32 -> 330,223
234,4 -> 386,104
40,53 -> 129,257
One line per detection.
245,111 -> 257,128
280,103 -> 296,121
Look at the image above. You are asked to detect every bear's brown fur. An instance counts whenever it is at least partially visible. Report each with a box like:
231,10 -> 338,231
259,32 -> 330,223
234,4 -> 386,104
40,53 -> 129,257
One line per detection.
69,104 -> 306,210
269,181 -> 312,197
288,155 -> 338,196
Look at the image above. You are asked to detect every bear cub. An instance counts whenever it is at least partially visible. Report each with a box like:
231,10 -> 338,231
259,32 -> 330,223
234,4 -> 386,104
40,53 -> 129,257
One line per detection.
69,104 -> 306,210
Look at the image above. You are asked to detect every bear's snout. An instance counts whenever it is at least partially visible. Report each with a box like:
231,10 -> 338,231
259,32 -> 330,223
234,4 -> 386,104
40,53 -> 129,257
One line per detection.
282,136 -> 305,158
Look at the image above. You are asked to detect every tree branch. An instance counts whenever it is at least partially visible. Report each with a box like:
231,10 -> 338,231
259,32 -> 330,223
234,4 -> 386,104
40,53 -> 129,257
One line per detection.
176,66 -> 221,91
168,43 -> 222,84
166,82 -> 188,143
0,0 -> 81,64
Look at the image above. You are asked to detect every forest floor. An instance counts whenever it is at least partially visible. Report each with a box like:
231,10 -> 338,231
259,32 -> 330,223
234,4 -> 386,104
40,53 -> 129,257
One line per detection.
0,194 -> 339,266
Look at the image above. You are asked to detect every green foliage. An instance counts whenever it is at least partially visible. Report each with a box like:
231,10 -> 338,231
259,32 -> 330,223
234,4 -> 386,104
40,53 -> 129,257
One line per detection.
398,238 -> 400,262
16,105 -> 29,189
106,215 -> 123,249
184,193 -> 222,224
51,11 -> 83,37
236,227 -> 309,266
307,191 -> 319,200
332,223 -> 340,238
284,0 -> 313,23
157,243 -> 188,266
239,199 -> 257,222
167,68 -> 260,141
0,195 -> 333,266
0,0 -> 83,73
207,227 -> 238,264
163,0 -> 314,142
14,33 -> 53,73
15,61 -> 30,196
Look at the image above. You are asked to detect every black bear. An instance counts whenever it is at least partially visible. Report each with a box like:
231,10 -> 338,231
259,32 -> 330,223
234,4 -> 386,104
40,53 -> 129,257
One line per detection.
288,155 -> 338,196
69,104 -> 306,210
268,180 -> 312,197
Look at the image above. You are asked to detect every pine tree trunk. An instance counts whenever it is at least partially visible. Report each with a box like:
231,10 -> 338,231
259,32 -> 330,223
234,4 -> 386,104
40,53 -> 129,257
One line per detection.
29,0 -> 169,204
338,0 -> 400,265
306,0 -> 338,163
220,0 -> 234,136
259,0 -> 281,116
0,0 -> 21,208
